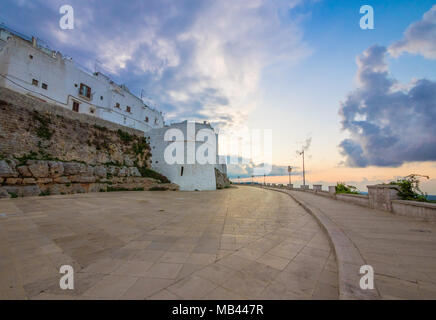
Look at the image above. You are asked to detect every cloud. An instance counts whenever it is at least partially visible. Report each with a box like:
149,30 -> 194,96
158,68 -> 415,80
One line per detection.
226,157 -> 300,178
1,0 -> 310,130
389,5 -> 436,59
339,45 -> 436,167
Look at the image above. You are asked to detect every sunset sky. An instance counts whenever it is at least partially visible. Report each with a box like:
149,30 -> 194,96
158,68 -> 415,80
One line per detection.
1,0 -> 435,193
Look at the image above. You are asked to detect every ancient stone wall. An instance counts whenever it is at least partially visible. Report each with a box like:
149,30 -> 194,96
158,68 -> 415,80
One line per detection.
0,88 -> 178,197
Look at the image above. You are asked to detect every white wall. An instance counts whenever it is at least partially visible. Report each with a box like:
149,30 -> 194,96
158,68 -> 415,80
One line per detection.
146,121 -> 219,191
0,29 -> 163,133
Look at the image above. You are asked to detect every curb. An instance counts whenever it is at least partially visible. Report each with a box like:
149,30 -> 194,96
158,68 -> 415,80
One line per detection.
262,186 -> 381,300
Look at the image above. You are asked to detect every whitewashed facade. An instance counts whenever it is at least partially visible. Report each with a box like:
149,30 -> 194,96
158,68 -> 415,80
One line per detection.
0,26 -> 163,132
147,121 -> 226,191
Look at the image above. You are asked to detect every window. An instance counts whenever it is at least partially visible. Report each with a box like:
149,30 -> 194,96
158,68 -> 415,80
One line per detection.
42,83 -> 48,90
155,118 -> 158,124
72,101 -> 80,112
32,79 -> 38,86
89,107 -> 95,114
181,166 -> 184,176
100,96 -> 103,100
79,83 -> 91,99
126,106 -> 131,113
29,54 -> 33,59
115,103 -> 120,109
145,116 -> 149,123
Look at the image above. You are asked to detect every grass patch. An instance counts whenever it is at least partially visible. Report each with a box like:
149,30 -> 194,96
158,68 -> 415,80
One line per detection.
117,129 -> 133,143
39,190 -> 51,197
33,111 -> 53,140
93,124 -> 108,131
138,167 -> 170,183
107,186 -> 144,192
132,137 -> 150,155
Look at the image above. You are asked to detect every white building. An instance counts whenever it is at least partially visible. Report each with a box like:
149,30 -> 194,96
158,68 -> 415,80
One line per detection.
0,26 -> 164,132
147,121 -> 227,191
0,25 -> 228,191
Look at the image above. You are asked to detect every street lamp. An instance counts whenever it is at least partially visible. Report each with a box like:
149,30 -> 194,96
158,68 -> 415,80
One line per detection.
287,165 -> 292,186
299,150 -> 306,187
264,173 -> 266,185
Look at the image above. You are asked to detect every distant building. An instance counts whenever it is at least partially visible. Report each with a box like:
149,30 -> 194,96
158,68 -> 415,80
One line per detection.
0,25 -> 163,132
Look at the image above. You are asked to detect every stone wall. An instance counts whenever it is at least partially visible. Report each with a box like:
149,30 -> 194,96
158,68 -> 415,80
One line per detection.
0,88 -> 178,197
215,168 -> 230,189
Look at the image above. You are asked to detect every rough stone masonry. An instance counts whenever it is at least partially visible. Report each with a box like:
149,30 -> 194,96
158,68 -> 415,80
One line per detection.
0,88 -> 178,198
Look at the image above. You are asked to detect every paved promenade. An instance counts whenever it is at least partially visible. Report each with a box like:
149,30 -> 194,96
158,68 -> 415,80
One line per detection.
0,187 -> 338,299
265,186 -> 436,299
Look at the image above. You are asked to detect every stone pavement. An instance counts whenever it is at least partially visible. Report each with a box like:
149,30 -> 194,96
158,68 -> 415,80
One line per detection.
265,186 -> 436,299
0,187 -> 338,300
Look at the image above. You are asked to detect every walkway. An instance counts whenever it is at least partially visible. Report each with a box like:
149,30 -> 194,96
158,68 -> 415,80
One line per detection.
0,187 -> 338,299
265,186 -> 436,299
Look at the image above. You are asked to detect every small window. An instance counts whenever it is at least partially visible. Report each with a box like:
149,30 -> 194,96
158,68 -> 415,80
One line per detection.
145,116 -> 149,123
74,84 -> 78,87
72,101 -> 80,112
181,166 -> 184,176
29,54 -> 33,59
42,83 -> 48,90
126,106 -> 131,113
155,118 -> 158,124
32,79 -> 38,86
79,83 -> 91,98
115,103 -> 120,109
89,108 -> 95,114
100,96 -> 103,100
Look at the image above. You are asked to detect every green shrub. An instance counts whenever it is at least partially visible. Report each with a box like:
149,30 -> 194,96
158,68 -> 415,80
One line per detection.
117,129 -> 133,143
138,167 -> 170,183
33,111 -> 53,140
389,174 -> 430,202
132,137 -> 149,155
8,192 -> 18,198
39,190 -> 51,196
93,124 -> 108,131
335,182 -> 359,194
149,186 -> 167,191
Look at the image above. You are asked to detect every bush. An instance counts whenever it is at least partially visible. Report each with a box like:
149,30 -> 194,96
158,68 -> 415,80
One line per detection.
132,137 -> 149,155
335,182 -> 359,194
138,167 -> 170,183
389,174 -> 430,202
117,129 -> 133,143
149,186 -> 167,191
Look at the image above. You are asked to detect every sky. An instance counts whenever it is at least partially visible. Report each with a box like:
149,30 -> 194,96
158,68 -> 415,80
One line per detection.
1,0 -> 436,193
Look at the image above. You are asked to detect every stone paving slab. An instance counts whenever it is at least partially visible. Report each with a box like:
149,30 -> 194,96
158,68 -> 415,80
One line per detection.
264,186 -> 436,300
0,187 -> 338,300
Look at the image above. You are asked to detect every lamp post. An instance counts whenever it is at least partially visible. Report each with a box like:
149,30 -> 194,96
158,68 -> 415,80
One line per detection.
251,175 -> 254,184
288,166 -> 292,186
299,150 -> 306,187
264,174 -> 266,185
